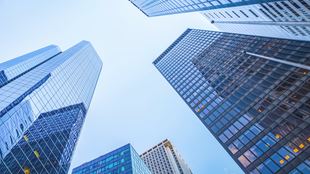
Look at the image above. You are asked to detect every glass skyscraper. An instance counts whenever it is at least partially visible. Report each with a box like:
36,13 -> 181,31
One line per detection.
141,139 -> 192,174
128,0 -> 287,17
201,0 -> 310,41
153,29 -> 310,173
129,0 -> 310,41
72,144 -> 151,174
0,41 -> 102,173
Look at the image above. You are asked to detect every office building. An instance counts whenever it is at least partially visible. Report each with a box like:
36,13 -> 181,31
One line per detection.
0,41 -> 102,173
202,0 -> 310,41
72,144 -> 151,174
153,29 -> 310,173
128,0 -> 304,17
141,139 -> 192,174
129,0 -> 310,41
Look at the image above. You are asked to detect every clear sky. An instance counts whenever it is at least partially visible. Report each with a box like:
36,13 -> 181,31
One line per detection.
0,0 -> 243,173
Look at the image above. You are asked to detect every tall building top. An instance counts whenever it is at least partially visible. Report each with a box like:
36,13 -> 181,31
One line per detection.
141,139 -> 192,174
0,41 -> 102,173
72,144 -> 151,174
129,0 -> 284,17
200,1 -> 310,41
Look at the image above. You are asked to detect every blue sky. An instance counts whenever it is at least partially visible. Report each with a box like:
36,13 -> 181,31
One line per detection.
0,0 -> 243,173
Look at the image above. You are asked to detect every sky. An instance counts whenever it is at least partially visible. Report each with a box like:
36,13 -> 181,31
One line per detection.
0,0 -> 243,173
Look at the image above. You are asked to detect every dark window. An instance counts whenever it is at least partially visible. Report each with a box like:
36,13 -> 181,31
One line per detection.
20,123 -> 24,131
225,11 -> 233,18
232,11 -> 240,18
249,9 -> 259,17
240,10 -> 249,17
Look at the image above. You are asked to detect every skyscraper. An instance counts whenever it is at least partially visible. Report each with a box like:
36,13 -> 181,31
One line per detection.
129,0 -> 310,41
201,0 -> 310,41
129,0 -> 303,17
72,144 -> 151,174
153,29 -> 310,173
141,139 -> 192,174
0,41 -> 102,174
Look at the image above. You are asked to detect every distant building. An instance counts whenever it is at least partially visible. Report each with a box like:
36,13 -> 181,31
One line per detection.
129,0 -> 310,41
141,139 -> 192,174
72,144 -> 151,174
0,41 -> 102,173
153,29 -> 310,173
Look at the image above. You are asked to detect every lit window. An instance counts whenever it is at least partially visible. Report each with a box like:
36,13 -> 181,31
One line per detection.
23,135 -> 29,142
279,159 -> 285,164
275,134 -> 281,139
299,144 -> 305,149
284,155 -> 290,160
293,148 -> 299,153
34,150 -> 40,158
24,167 -> 30,174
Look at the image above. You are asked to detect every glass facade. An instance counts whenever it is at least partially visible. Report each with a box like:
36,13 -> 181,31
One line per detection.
201,0 -> 310,42
0,41 -> 102,173
129,0 -> 283,16
153,29 -> 310,173
72,144 -> 151,174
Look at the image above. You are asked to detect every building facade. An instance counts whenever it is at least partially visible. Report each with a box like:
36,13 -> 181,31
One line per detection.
129,0 -> 294,17
153,29 -> 310,173
129,0 -> 310,41
0,41 -> 102,173
140,139 -> 192,174
202,0 -> 310,41
72,144 -> 151,174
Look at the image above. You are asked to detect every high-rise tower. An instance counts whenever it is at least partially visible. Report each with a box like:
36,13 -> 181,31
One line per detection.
72,144 -> 151,174
153,29 -> 310,173
0,41 -> 102,173
201,0 -> 310,41
129,0 -> 310,41
141,139 -> 192,174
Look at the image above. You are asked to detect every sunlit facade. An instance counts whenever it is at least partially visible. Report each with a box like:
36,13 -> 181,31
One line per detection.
0,41 -> 102,173
153,29 -> 310,173
128,0 -> 286,17
72,144 -> 151,174
201,0 -> 310,41
141,139 -> 192,174
129,0 -> 310,41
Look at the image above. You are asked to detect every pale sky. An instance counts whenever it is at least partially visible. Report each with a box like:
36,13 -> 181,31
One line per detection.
0,0 -> 243,173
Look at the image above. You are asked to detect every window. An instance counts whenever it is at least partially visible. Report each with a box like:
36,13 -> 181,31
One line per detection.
238,155 -> 250,167
240,10 -> 249,17
249,9 -> 259,17
232,11 -> 240,18
20,123 -> 24,131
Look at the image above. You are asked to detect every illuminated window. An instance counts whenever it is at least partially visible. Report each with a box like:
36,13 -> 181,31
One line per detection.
34,150 -> 40,158
23,135 -> 29,142
299,144 -> 305,149
293,148 -> 299,153
279,159 -> 285,164
24,167 -> 30,174
284,155 -> 290,160
275,134 -> 281,139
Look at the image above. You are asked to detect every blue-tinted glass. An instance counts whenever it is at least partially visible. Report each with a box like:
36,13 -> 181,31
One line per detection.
153,29 -> 310,173
72,144 -> 151,174
0,41 -> 102,173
